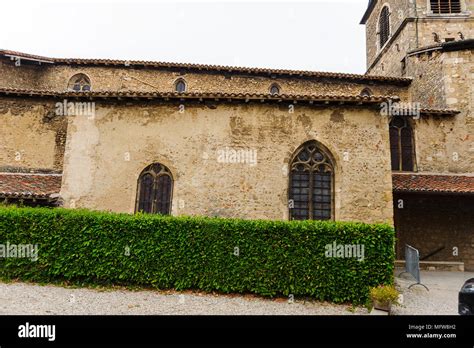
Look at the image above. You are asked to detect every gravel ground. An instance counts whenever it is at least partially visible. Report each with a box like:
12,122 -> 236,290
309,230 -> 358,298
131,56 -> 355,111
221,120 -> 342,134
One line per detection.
392,269 -> 474,315
0,281 -> 366,315
1,270 -> 471,315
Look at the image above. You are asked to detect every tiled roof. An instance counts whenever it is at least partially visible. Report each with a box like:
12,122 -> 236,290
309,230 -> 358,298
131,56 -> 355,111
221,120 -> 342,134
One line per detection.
0,88 -> 459,114
0,49 -> 412,84
0,87 -> 399,105
419,108 -> 460,116
393,173 -> 474,195
0,173 -> 62,199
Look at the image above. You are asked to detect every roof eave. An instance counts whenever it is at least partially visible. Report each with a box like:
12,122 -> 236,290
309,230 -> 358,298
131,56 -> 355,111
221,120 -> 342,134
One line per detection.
360,0 -> 377,25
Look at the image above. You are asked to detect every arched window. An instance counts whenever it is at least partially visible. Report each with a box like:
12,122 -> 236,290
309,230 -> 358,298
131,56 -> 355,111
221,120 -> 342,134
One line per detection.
389,117 -> 415,171
68,73 -> 91,92
289,141 -> 334,221
136,163 -> 173,214
269,83 -> 280,95
360,88 -> 373,97
175,79 -> 187,93
379,6 -> 390,48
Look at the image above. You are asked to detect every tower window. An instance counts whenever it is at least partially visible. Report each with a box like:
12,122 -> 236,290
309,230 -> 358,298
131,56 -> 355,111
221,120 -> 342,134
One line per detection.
389,117 -> 415,171
430,0 -> 461,14
175,79 -> 187,93
379,6 -> 390,48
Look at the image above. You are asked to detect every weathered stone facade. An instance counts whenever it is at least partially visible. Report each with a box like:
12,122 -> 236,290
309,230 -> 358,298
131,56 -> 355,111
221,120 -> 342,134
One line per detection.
0,97 -> 66,173
58,101 -> 393,223
0,1 -> 473,269
361,0 -> 474,269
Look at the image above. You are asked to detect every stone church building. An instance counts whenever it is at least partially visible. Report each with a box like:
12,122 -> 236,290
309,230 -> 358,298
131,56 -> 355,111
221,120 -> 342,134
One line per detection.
1,0 -> 473,269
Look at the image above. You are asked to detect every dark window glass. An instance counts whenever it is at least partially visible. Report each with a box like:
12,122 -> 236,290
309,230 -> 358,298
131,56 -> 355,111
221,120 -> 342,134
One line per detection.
270,84 -> 280,95
360,88 -> 373,97
136,163 -> 173,215
289,142 -> 334,221
389,117 -> 415,171
379,6 -> 390,47
175,80 -> 186,93
68,74 -> 91,92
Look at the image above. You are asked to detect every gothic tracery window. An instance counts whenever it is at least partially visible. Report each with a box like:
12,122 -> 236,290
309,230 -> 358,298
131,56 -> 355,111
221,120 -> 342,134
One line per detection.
136,163 -> 173,214
289,141 -> 334,221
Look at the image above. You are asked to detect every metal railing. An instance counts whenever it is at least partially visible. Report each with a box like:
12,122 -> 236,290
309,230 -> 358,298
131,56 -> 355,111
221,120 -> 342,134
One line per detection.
399,244 -> 429,291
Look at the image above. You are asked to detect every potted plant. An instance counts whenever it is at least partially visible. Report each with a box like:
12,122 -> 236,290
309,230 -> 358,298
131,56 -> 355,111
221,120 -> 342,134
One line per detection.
370,285 -> 400,313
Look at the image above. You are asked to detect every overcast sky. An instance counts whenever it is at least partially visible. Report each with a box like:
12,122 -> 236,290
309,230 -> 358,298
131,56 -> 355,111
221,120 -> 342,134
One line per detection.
2,0 -> 369,73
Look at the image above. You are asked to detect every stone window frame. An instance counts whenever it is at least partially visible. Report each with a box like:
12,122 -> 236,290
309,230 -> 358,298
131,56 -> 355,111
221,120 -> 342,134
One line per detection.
67,73 -> 92,92
288,140 -> 336,221
360,87 -> 373,97
376,3 -> 392,53
174,78 -> 187,93
426,0 -> 468,16
135,163 -> 174,215
269,83 -> 281,95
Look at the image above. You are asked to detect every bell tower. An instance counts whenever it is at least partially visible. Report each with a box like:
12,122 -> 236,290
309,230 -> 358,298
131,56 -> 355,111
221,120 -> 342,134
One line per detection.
360,0 -> 472,77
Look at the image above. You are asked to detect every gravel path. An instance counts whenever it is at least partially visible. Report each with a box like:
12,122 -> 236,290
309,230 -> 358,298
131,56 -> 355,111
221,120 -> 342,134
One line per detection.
1,270 -> 471,315
0,281 -> 366,315
392,270 -> 474,315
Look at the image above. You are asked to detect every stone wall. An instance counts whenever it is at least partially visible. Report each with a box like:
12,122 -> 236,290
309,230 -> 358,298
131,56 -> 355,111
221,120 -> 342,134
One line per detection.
59,101 -> 394,224
410,49 -> 474,173
365,0 -> 414,72
0,61 -> 44,90
0,56 -> 409,99
394,193 -> 474,271
0,97 -> 67,173
365,0 -> 474,74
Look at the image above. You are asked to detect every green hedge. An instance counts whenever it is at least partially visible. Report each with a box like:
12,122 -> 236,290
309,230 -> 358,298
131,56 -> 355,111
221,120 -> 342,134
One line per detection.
0,206 -> 395,304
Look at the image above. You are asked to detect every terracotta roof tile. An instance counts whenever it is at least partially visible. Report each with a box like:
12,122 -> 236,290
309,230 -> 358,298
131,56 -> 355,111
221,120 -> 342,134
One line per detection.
0,173 -> 62,199
0,49 -> 412,84
0,87 -> 400,105
393,173 -> 474,194
0,88 -> 459,115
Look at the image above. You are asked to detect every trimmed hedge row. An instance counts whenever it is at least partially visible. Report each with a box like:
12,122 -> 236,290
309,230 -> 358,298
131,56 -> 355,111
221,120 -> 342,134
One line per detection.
0,206 -> 395,303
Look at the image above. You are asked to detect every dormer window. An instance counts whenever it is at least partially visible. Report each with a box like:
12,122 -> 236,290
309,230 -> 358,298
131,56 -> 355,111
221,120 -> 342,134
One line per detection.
68,74 -> 91,92
430,0 -> 462,14
175,78 -> 187,93
378,6 -> 390,48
